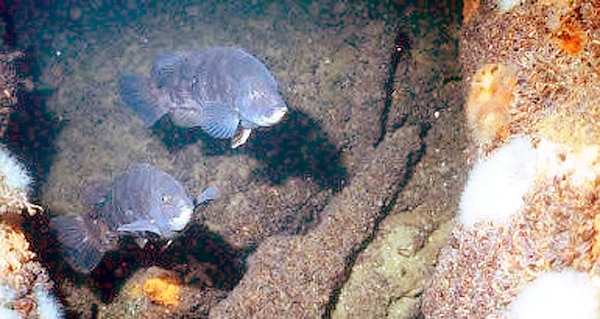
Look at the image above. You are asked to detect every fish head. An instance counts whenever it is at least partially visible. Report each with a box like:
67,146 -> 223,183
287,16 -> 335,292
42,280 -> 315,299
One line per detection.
116,193 -> 193,239
140,166 -> 195,236
237,81 -> 288,127
157,190 -> 195,234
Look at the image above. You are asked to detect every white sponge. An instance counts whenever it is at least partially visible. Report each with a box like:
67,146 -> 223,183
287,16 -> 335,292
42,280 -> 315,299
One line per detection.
497,0 -> 524,12
34,286 -> 64,319
510,270 -> 600,319
0,283 -> 19,319
0,145 -> 31,195
0,307 -> 20,319
459,136 -> 537,228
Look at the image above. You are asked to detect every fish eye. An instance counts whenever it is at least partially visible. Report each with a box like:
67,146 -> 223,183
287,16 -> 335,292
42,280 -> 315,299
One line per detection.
161,195 -> 173,204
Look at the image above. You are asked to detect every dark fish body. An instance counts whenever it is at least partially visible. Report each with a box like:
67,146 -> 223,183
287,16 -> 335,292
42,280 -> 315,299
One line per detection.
51,163 -> 215,273
119,48 -> 288,148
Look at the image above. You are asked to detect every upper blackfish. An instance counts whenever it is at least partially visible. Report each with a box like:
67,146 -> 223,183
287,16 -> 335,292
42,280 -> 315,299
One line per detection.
119,48 -> 288,148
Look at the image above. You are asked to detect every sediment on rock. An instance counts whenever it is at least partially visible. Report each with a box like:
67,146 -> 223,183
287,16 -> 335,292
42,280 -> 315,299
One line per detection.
209,125 -> 424,318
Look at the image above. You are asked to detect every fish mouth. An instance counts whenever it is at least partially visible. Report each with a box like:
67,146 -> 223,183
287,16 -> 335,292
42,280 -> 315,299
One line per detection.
258,105 -> 288,126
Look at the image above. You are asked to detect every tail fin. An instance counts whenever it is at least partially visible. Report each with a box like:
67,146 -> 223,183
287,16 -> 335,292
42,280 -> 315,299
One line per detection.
51,215 -> 104,273
118,75 -> 168,127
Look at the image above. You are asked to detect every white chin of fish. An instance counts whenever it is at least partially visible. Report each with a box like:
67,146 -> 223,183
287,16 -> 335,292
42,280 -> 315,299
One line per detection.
257,107 -> 288,126
170,206 -> 194,231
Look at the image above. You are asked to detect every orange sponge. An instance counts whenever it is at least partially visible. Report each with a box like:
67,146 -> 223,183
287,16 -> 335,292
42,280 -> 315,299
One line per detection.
140,273 -> 181,308
129,268 -> 181,307
462,0 -> 480,25
466,63 -> 517,148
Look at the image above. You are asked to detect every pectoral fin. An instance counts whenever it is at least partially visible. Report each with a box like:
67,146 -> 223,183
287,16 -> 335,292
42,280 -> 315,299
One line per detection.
200,101 -> 239,139
118,219 -> 162,235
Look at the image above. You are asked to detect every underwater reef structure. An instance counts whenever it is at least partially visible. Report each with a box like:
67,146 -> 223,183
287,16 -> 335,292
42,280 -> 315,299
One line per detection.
209,126 -> 424,317
0,145 -> 63,318
8,0 -> 463,317
422,0 -> 600,318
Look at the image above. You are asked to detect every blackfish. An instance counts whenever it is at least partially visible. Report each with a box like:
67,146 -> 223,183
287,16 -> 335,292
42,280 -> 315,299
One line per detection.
51,163 -> 218,273
119,48 -> 288,148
